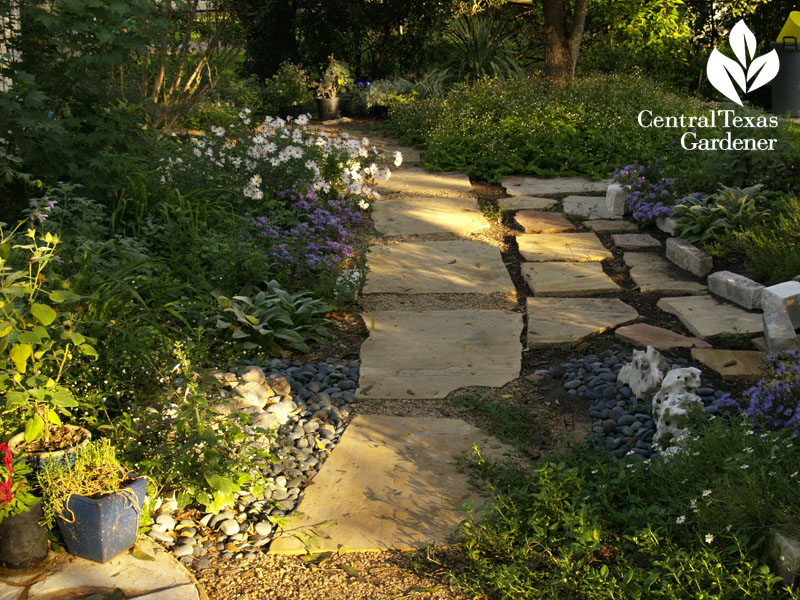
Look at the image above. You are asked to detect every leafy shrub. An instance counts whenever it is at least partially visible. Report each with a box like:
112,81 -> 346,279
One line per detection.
212,280 -> 332,355
313,57 -> 354,99
440,417 -> 797,599
261,61 -> 314,114
364,78 -> 414,110
412,68 -> 451,98
386,73 -> 709,181
673,184 -> 771,244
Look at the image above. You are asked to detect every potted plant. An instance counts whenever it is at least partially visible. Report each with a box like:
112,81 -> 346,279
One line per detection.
314,56 -> 354,121
0,442 -> 48,568
0,223 -> 97,471
39,439 -> 147,563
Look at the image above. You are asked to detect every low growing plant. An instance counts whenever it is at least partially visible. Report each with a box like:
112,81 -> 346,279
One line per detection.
673,184 -> 771,244
262,61 -> 314,114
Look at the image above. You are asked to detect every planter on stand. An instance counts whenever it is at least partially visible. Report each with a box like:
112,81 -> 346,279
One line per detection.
0,500 -> 49,568
56,473 -> 147,563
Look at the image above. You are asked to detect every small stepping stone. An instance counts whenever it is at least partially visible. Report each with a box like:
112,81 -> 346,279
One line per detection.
376,168 -> 473,196
690,348 -> 765,379
269,415 -> 514,554
515,211 -> 575,233
522,262 -> 620,296
372,195 -> 489,236
563,196 -> 622,220
357,310 -> 522,398
502,196 -> 558,211
363,240 -> 514,295
585,219 -> 638,233
615,323 -> 711,350
502,176 -> 610,197
612,233 -> 661,249
517,232 -> 613,262
657,296 -> 764,338
624,253 -> 706,294
526,297 -> 639,348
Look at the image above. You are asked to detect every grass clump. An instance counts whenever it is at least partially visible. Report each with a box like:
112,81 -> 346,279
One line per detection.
429,416 -> 798,599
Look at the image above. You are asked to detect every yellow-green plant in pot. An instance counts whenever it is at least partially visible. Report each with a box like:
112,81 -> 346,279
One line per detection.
39,439 -> 147,563
0,222 -> 97,469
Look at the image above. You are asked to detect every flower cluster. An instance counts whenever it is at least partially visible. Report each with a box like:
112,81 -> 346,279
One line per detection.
0,443 -> 15,508
743,351 -> 800,432
613,161 -> 692,223
250,190 -> 363,289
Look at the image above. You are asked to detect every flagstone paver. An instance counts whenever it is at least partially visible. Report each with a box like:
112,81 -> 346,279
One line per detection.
526,298 -> 639,347
501,176 -> 611,196
563,196 -> 622,220
363,241 -> 514,295
376,168 -> 473,196
585,219 -> 639,233
690,348 -> 765,379
371,195 -> 489,236
657,296 -> 764,338
269,415 -> 514,554
612,233 -> 661,249
615,323 -> 711,350
357,310 -> 522,399
501,196 -> 558,211
1,540 -> 205,600
521,262 -> 620,296
517,232 -> 613,262
514,210 -> 575,233
624,253 -> 707,294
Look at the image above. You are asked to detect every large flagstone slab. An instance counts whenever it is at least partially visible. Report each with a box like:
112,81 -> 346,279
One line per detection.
501,196 -> 558,211
515,211 -> 575,233
526,298 -> 639,347
615,323 -> 711,350
376,168 -> 473,196
517,232 -> 613,262
563,196 -> 621,220
357,310 -> 523,398
363,240 -> 514,295
502,176 -> 610,197
522,262 -> 620,296
585,219 -> 638,233
657,296 -> 764,338
690,348 -> 765,379
624,253 -> 707,294
269,415 -> 514,554
372,195 -> 489,236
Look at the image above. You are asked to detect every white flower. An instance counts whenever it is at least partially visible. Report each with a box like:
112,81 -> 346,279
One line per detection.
296,114 -> 309,126
358,199 -> 369,210
394,151 -> 403,167
676,515 -> 686,524
740,464 -> 749,469
704,534 -> 714,544
193,147 -> 202,157
211,125 -> 226,137
702,489 -> 712,497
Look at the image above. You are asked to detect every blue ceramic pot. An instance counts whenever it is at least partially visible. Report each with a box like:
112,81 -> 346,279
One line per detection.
56,473 -> 147,563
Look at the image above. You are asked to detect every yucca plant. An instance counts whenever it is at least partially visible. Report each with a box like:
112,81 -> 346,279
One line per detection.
446,15 -> 521,81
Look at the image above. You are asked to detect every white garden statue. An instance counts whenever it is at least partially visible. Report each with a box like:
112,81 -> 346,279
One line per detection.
652,367 -> 703,453
617,346 -> 670,401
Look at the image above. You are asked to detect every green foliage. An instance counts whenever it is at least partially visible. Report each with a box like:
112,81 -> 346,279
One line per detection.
112,343 -> 271,513
38,438 -> 136,529
212,280 -> 331,355
446,15 -> 521,81
314,57 -> 354,99
386,73 -> 709,181
707,195 -> 800,285
364,78 -> 414,109
261,61 -> 314,114
0,222 -> 97,443
674,185 -> 771,244
439,417 -> 797,599
452,390 -> 545,451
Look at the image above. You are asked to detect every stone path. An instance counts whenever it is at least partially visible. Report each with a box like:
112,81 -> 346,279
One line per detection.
269,127 -> 769,560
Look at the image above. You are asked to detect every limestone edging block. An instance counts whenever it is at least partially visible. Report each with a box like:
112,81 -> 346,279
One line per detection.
371,195 -> 489,236
526,297 -> 639,347
657,295 -> 764,338
666,237 -> 713,277
268,415 -> 515,554
521,261 -> 620,296
376,168 -> 473,196
501,176 -> 610,197
363,240 -> 515,295
517,232 -> 613,262
707,271 -> 765,310
357,310 -> 523,399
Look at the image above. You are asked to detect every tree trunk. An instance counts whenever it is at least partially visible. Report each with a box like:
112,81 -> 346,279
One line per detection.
541,0 -> 587,83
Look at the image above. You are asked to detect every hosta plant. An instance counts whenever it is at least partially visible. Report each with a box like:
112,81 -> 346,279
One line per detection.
0,223 -> 97,444
673,184 -> 771,244
212,279 -> 331,354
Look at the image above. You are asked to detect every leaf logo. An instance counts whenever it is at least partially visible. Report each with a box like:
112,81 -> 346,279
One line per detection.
707,20 -> 779,105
